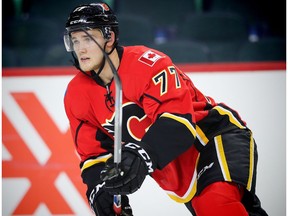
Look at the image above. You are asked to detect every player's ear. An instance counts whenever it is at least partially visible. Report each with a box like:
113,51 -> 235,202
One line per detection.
107,31 -> 116,46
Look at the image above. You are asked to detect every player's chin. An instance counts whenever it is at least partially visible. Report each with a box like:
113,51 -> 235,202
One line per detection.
79,63 -> 93,72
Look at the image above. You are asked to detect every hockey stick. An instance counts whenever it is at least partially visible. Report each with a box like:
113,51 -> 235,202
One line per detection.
81,29 -> 123,215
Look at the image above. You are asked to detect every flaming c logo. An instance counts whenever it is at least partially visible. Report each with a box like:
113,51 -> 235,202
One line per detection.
102,102 -> 152,142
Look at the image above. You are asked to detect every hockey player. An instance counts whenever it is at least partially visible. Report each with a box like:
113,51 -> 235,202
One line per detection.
63,2 -> 268,216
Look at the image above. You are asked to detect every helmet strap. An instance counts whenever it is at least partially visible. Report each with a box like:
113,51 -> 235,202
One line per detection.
107,44 -> 116,55
95,41 -> 108,76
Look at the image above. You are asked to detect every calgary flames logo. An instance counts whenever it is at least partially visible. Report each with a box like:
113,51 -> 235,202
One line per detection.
102,102 -> 152,142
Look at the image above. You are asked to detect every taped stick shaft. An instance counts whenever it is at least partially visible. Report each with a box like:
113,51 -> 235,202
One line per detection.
113,194 -> 122,215
113,82 -> 122,164
112,61 -> 123,216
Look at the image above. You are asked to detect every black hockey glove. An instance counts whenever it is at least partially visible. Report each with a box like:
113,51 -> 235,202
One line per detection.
101,142 -> 155,195
88,182 -> 133,216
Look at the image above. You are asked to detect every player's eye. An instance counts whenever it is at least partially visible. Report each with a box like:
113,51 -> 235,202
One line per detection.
71,39 -> 79,45
84,37 -> 93,42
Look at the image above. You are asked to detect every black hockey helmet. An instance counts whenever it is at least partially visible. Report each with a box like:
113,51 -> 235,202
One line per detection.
64,2 -> 119,51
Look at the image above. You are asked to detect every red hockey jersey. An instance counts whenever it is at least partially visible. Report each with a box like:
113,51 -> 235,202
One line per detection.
64,45 -> 246,203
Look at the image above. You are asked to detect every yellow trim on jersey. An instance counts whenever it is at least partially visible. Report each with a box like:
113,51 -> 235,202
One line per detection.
214,106 -> 246,129
215,135 -> 232,181
196,125 -> 209,146
81,154 -> 112,172
166,154 -> 200,203
160,112 -> 196,138
247,133 -> 255,191
167,173 -> 197,203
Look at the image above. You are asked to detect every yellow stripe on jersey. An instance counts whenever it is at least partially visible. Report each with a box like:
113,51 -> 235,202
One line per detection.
247,132 -> 255,191
167,172 -> 197,203
196,125 -> 209,146
166,154 -> 200,203
160,112 -> 196,138
215,135 -> 232,181
214,106 -> 246,129
81,154 -> 112,172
